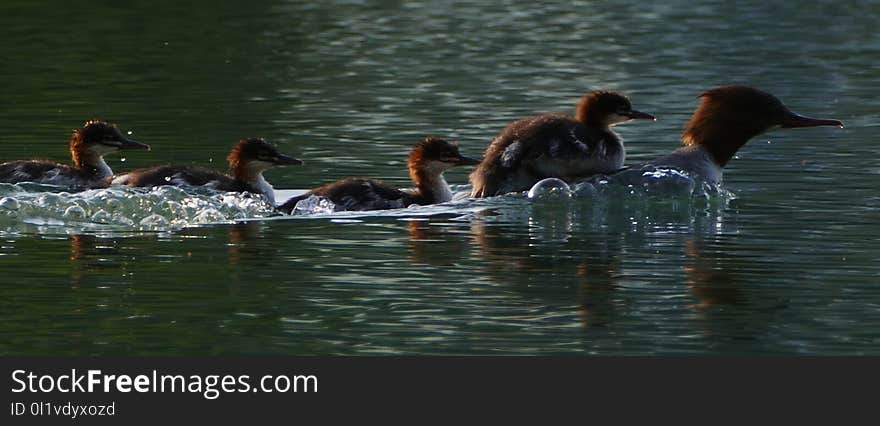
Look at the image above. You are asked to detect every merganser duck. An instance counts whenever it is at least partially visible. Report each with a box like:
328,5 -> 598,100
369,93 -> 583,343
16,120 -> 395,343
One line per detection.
111,138 -> 302,205
470,90 -> 655,197
279,136 -> 479,213
647,86 -> 844,183
0,120 -> 149,188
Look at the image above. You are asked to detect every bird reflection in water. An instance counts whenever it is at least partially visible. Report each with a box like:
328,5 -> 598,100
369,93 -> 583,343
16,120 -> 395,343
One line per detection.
228,222 -> 264,266
68,234 -> 124,287
404,200 -> 625,329
685,239 -> 746,309
407,219 -> 474,267
470,219 -> 625,329
683,237 -> 788,345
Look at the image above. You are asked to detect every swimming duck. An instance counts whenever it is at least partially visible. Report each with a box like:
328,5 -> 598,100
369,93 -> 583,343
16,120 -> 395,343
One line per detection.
470,90 -> 655,197
279,136 -> 479,213
111,137 -> 302,205
647,86 -> 843,183
0,120 -> 149,188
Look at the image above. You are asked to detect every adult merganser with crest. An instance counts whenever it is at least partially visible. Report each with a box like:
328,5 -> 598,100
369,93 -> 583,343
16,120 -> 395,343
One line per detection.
647,86 -> 844,183
470,90 -> 655,197
0,120 -> 149,188
279,136 -> 479,213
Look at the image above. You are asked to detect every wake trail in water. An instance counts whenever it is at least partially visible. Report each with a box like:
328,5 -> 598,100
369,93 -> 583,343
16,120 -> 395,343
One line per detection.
0,183 -> 276,236
0,167 -> 735,236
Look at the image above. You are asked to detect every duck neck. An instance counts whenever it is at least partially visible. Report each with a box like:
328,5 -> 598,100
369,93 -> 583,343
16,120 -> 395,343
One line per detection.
72,149 -> 113,179
682,107 -> 769,168
682,129 -> 760,168
232,162 -> 276,204
254,173 -> 275,205
579,116 -> 623,146
599,127 -> 623,150
410,162 -> 453,204
584,126 -> 624,164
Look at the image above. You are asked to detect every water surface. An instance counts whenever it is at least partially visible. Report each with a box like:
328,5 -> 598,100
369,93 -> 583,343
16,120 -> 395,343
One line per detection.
0,0 -> 878,355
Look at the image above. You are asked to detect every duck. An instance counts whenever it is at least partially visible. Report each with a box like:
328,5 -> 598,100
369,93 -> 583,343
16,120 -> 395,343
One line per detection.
469,90 -> 655,197
0,120 -> 149,188
646,86 -> 844,183
279,136 -> 479,213
111,137 -> 302,205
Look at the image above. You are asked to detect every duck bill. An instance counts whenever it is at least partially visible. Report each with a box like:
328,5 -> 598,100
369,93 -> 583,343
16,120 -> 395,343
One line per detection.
781,112 -> 844,128
275,154 -> 304,166
455,155 -> 482,166
626,110 -> 656,121
120,137 -> 151,151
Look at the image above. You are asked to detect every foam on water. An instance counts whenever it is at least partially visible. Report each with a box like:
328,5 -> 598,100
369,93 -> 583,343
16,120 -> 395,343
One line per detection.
271,170 -> 736,232
0,183 -> 277,236
270,190 -> 491,221
289,195 -> 340,215
0,169 -> 736,236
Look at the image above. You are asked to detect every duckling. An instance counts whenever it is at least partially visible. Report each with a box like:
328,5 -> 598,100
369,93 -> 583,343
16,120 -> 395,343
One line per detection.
0,120 -> 149,188
111,138 -> 301,205
470,90 -> 654,197
280,137 -> 479,213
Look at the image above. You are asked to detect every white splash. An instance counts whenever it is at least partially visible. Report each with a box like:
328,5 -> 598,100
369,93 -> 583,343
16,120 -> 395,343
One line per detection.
0,183 -> 278,235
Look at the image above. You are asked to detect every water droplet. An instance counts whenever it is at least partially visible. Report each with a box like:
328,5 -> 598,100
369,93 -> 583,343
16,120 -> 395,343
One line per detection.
63,205 -> 87,220
0,197 -> 20,210
528,178 -> 571,199
572,182 -> 598,198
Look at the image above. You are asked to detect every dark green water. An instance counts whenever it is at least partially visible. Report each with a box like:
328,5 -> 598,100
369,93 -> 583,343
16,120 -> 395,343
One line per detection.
0,0 -> 878,354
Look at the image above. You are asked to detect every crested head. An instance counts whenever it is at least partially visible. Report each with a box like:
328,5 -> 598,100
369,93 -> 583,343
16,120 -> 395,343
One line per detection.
75,120 -> 120,141
228,137 -> 302,181
69,120 -> 148,169
683,86 -> 788,147
682,86 -> 843,167
575,90 -> 655,127
409,137 -> 462,165
408,136 -> 480,198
